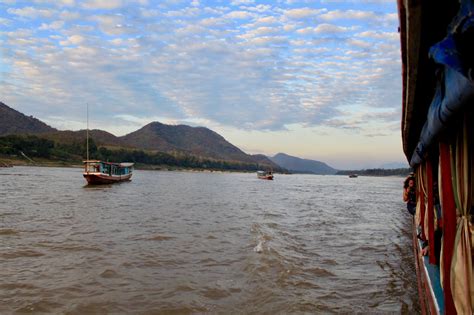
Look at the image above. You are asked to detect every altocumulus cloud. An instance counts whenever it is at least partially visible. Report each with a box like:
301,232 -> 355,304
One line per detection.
0,0 -> 401,135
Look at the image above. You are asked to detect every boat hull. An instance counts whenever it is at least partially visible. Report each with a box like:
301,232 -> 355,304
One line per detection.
412,219 -> 444,315
83,173 -> 132,185
258,175 -> 273,180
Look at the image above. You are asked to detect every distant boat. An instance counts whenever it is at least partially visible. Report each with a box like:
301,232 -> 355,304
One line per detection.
257,170 -> 273,180
83,160 -> 133,184
348,174 -> 358,178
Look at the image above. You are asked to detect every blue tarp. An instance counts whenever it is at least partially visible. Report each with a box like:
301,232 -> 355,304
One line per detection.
409,0 -> 474,167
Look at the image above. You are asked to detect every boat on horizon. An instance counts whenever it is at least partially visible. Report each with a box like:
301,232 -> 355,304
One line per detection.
348,174 -> 358,178
83,160 -> 134,185
257,170 -> 273,180
398,1 -> 473,314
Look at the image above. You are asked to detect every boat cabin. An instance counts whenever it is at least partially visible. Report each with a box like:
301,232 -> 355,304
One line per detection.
84,160 -> 133,176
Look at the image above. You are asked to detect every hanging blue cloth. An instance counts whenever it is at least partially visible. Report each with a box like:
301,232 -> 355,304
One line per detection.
410,0 -> 474,167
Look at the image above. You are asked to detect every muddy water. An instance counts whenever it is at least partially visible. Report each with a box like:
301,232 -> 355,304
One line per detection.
0,166 -> 419,314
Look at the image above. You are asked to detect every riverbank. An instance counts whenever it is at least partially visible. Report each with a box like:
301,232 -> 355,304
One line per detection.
0,156 -> 263,173
0,156 -> 81,168
1,157 -> 408,176
336,168 -> 412,177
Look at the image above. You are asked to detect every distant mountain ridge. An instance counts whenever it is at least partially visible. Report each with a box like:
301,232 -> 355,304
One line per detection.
0,102 -> 57,135
0,101 -> 279,169
270,153 -> 337,175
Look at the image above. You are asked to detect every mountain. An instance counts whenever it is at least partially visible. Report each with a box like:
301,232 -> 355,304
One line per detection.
251,154 -> 279,167
0,102 -> 56,136
120,122 -> 278,167
270,153 -> 337,175
0,101 -> 279,169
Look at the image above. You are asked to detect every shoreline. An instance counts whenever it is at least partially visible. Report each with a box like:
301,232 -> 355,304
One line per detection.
0,156 -> 260,174
1,156 -> 408,177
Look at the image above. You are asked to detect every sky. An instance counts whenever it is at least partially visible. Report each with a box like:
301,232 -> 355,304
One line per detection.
0,0 -> 406,169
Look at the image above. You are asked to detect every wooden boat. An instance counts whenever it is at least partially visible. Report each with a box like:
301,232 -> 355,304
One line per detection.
398,1 -> 473,314
257,170 -> 273,180
82,105 -> 134,185
83,160 -> 133,185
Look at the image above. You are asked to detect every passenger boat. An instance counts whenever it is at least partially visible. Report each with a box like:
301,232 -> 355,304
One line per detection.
83,160 -> 134,184
257,170 -> 273,180
82,105 -> 134,185
398,1 -> 473,314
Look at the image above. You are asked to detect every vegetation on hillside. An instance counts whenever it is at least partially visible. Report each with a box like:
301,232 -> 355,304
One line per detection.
0,101 -> 281,169
336,168 -> 413,176
0,135 -> 278,171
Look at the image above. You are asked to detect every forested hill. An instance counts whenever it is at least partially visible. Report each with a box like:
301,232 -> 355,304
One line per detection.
0,101 -> 281,171
0,102 -> 56,135
120,122 -> 279,168
0,135 -> 278,171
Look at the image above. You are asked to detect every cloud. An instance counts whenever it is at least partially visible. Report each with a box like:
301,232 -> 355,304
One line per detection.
319,9 -> 378,21
91,14 -> 136,35
200,17 -> 225,26
225,10 -> 254,19
238,4 -> 272,13
364,132 -> 391,137
39,20 -> 65,30
284,7 -> 326,19
164,6 -> 201,17
0,17 -> 12,26
346,38 -> 371,48
7,7 -> 56,18
253,15 -> 278,25
59,10 -> 81,20
59,34 -> 85,45
242,26 -> 280,37
231,0 -> 255,5
32,0 -> 75,6
1,0 -> 401,136
321,0 -> 393,2
297,23 -> 352,35
81,0 -> 123,10
356,30 -> 399,41
363,110 -> 401,122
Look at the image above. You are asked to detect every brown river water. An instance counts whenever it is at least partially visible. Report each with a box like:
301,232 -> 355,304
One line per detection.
0,166 -> 419,314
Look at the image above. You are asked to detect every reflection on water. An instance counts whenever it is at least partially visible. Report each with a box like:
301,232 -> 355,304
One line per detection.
0,166 -> 419,313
